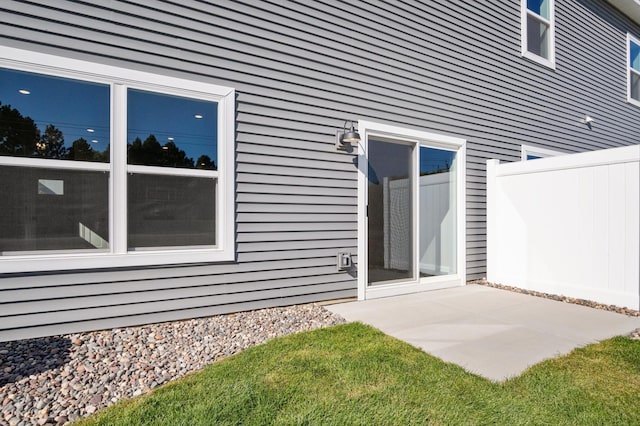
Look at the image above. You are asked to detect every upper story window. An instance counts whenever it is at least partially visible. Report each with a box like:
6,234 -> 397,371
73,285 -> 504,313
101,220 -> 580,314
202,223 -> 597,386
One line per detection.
0,46 -> 235,273
521,144 -> 564,161
522,0 -> 556,68
629,34 -> 640,107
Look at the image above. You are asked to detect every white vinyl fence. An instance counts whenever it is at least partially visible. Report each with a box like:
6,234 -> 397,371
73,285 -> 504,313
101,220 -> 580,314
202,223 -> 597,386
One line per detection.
384,172 -> 456,275
487,145 -> 640,310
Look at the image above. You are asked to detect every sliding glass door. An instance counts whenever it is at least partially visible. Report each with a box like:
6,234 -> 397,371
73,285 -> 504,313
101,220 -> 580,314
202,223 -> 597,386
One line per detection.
360,124 -> 463,298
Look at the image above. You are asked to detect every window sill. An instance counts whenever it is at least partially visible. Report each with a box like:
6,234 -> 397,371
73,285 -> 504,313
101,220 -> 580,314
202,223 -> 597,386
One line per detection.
522,51 -> 556,70
628,97 -> 640,108
0,248 -> 235,274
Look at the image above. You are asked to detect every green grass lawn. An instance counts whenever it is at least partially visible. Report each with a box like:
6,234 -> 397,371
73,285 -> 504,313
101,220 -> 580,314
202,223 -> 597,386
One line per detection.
77,323 -> 640,425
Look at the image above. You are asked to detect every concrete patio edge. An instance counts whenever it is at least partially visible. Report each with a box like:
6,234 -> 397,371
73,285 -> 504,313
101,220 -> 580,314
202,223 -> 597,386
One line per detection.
326,284 -> 640,381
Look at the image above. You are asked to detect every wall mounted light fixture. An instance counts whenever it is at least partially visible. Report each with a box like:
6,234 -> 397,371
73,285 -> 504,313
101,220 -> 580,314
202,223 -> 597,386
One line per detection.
582,115 -> 594,126
335,120 -> 361,152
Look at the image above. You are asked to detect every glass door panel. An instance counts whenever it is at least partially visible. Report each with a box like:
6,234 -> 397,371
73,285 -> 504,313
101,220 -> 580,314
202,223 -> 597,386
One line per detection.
418,146 -> 457,277
367,138 -> 414,286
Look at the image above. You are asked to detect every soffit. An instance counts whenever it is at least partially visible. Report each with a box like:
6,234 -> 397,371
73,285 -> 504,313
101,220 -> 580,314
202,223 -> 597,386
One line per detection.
606,0 -> 640,26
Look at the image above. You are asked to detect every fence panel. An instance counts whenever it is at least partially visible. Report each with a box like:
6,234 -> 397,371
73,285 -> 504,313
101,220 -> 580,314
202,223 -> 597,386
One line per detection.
487,145 -> 639,309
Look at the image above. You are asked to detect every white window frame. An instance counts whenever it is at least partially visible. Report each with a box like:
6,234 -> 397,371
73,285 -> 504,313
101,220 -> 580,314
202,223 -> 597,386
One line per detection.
0,46 -> 236,273
521,144 -> 565,160
628,33 -> 640,107
521,0 -> 556,69
356,121 -> 466,300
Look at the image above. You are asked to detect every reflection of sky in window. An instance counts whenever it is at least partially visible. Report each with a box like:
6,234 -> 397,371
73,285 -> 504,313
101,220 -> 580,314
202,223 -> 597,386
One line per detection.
631,41 -> 640,71
127,89 -> 217,164
0,68 -> 110,151
420,146 -> 455,174
527,0 -> 549,19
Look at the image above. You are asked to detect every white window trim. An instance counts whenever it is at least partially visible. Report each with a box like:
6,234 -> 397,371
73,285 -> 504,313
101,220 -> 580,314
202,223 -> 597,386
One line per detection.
0,46 -> 236,273
628,33 -> 640,108
356,121 -> 466,300
521,0 -> 556,69
521,144 -> 565,160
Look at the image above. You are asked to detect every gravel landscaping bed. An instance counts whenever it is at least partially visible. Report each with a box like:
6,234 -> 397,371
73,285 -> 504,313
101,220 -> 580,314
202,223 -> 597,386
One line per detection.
0,303 -> 345,426
3,283 -> 639,425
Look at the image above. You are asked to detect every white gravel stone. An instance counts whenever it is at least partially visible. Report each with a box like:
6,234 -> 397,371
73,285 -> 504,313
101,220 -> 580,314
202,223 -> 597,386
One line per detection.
0,303 -> 345,425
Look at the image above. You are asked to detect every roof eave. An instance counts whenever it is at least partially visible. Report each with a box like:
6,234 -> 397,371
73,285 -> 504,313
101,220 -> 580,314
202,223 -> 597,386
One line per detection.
606,0 -> 640,26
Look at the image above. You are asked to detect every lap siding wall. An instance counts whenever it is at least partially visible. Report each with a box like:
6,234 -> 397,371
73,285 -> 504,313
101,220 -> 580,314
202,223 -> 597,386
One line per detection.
0,0 -> 639,340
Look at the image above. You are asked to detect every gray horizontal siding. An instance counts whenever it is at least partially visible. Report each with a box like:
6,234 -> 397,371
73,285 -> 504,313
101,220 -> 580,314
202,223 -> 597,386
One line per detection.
1,0 -> 639,339
2,280 -> 352,322
0,292 -> 356,342
2,272 -> 354,312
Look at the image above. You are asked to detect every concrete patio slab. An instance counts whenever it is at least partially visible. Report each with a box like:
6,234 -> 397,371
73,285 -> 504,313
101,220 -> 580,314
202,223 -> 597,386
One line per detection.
326,285 -> 640,382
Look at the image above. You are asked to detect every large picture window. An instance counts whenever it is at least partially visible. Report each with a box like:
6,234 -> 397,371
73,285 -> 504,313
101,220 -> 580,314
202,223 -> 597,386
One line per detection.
521,0 -> 555,68
629,34 -> 640,107
0,46 -> 235,273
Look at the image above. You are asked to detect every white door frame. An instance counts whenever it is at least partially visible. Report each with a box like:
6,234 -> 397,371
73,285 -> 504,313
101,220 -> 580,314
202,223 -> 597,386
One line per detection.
356,121 -> 467,300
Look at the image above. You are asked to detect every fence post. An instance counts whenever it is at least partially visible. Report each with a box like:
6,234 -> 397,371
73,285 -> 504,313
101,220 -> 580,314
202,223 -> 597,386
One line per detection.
485,159 -> 500,282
